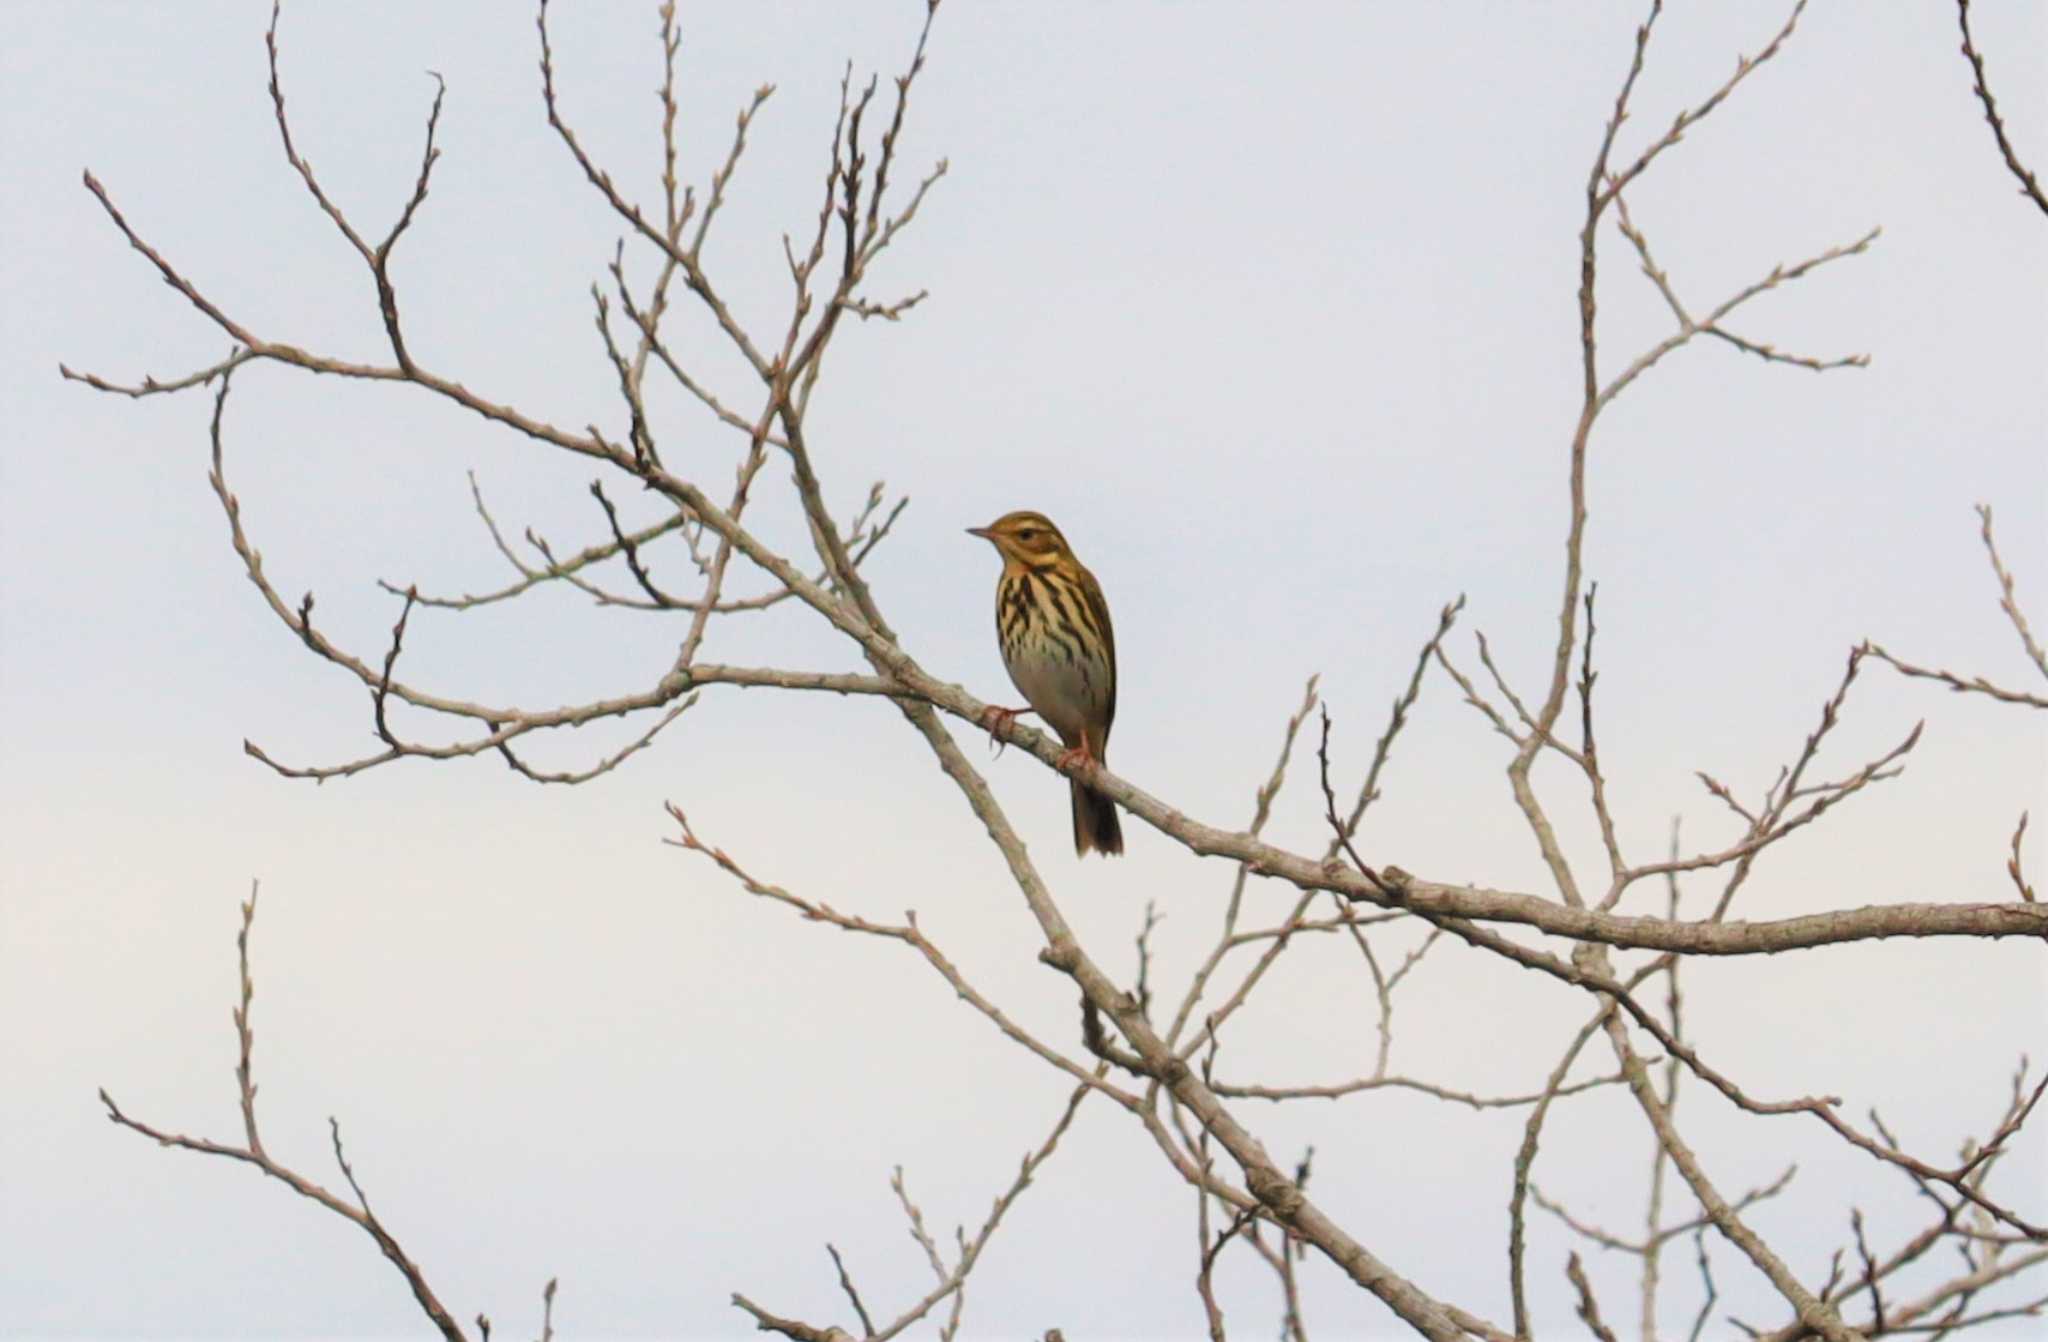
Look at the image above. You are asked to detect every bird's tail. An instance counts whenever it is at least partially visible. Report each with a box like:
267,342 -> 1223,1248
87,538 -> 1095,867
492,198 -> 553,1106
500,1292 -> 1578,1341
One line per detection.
1071,777 -> 1124,857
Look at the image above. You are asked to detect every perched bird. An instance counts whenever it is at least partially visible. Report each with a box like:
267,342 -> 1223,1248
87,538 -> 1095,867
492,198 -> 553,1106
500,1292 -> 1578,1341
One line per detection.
967,510 -> 1123,857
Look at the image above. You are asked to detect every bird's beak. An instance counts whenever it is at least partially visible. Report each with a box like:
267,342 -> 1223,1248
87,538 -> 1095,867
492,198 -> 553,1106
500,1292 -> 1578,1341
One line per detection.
965,525 -> 993,540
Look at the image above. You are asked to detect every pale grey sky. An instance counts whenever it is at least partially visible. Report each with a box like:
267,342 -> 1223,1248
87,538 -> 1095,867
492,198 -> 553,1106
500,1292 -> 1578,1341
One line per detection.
4,3 -> 2044,1340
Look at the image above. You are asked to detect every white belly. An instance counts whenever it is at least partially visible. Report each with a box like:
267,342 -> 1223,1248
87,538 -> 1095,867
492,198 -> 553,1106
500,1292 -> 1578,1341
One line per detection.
1008,645 -> 1109,746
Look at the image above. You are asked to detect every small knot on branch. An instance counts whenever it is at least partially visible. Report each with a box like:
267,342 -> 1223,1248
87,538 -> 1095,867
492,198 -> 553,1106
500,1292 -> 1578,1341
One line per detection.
1246,1165 -> 1304,1217
1037,943 -> 1080,973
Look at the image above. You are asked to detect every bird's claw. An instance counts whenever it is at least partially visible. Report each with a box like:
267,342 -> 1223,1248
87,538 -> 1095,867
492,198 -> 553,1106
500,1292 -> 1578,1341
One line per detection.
980,704 -> 1026,757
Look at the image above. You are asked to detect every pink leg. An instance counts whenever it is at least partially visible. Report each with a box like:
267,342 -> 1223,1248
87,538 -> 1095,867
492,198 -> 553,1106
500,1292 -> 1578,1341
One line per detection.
979,704 -> 1031,755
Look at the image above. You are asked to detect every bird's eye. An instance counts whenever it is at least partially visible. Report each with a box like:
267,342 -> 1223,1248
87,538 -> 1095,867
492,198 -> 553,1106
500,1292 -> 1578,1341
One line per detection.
1018,529 -> 1037,541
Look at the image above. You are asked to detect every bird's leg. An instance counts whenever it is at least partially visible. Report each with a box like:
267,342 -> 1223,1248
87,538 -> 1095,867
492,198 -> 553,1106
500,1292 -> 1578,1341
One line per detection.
979,704 -> 1033,757
1054,741 -> 1098,773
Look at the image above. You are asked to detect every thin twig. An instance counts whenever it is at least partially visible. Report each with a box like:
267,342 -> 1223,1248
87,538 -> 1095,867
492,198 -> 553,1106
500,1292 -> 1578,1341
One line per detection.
1568,1252 -> 1622,1342
1956,0 -> 2048,217
98,884 -> 470,1342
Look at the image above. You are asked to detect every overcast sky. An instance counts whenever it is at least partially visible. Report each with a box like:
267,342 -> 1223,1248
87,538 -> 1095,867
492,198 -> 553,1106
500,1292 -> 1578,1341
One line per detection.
4,3 -> 2044,1340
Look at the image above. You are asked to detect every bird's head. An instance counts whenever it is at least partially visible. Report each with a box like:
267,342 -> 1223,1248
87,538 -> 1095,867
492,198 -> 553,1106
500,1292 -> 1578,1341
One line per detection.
967,510 -> 1073,568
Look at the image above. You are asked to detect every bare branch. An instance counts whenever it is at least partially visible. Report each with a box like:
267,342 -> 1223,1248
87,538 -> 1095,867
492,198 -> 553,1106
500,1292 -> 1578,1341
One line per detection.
1532,1163 -> 1796,1255
1509,995 -> 1636,1336
1970,508 -> 2048,679
1163,675 -> 1322,1055
384,474 -> 690,611
1599,1 -> 1810,210
1645,823 -> 1689,1340
1955,0 -> 2048,217
1172,600 -> 1462,1070
728,1296 -> 855,1342
59,345 -> 253,398
537,0 -> 774,378
825,1245 -> 874,1338
1689,1229 -> 1721,1342
1568,1252 -> 1623,1342
1579,583 -> 1627,887
69,8 -> 2048,1338
1864,642 -> 2048,711
1333,596 -> 1466,848
1851,1209 -> 1886,1335
1598,1011 -> 1860,1341
163,354 -> 2047,953
1211,1069 -> 1627,1110
665,805 -> 1140,1113
734,1076 -> 1094,1342
97,884 -> 470,1342
2010,814 -> 2037,904
588,479 -> 681,606
373,586 -> 419,748
1597,225 -> 1878,410
265,2 -> 446,373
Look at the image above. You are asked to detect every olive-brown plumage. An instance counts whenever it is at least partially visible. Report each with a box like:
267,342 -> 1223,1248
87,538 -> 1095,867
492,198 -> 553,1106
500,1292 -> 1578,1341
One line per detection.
967,510 -> 1123,856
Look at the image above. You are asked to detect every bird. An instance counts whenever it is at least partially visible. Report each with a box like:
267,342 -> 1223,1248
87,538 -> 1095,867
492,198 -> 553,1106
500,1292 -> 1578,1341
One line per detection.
966,510 -> 1123,857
